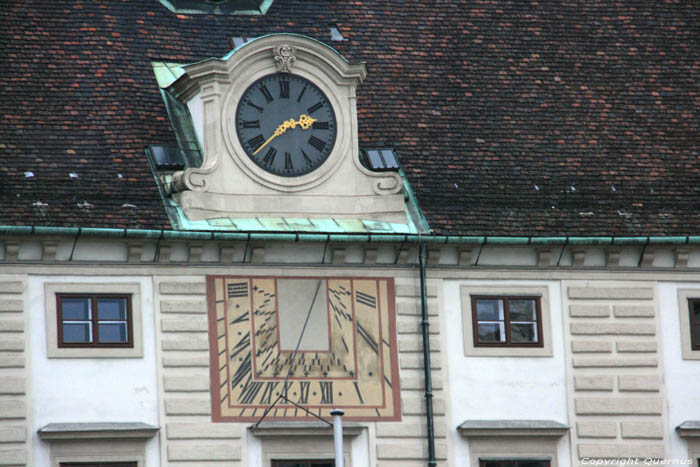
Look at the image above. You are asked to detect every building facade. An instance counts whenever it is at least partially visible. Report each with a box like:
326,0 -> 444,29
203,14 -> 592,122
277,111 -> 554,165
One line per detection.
2,1 -> 699,466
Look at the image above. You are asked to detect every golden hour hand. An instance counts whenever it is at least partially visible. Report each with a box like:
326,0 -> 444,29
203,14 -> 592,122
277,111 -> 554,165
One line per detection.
252,114 -> 317,156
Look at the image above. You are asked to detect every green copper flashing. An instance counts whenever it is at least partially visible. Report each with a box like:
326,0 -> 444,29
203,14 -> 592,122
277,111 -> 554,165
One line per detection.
649,236 -> 687,245
486,236 -> 530,245
568,237 -> 613,246
446,236 -> 486,244
530,237 -> 567,245
614,237 -> 649,246
3,226 -> 700,247
33,226 -> 79,236
81,227 -> 124,238
0,226 -> 33,235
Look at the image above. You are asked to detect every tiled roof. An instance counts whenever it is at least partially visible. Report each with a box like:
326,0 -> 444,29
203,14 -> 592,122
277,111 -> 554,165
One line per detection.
1,1 -> 698,236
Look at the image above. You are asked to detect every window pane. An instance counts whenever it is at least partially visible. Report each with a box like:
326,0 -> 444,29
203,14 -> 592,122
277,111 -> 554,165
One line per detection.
63,322 -> 92,343
511,323 -> 538,343
694,324 -> 700,346
482,462 -> 516,467
476,299 -> 504,321
518,462 -> 549,467
98,323 -> 128,343
478,322 -> 505,342
509,299 -> 536,321
97,298 -> 127,320
61,297 -> 91,320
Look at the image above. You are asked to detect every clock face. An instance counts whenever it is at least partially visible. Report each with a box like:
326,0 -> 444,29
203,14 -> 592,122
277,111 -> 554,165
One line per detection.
207,276 -> 401,422
235,73 -> 337,177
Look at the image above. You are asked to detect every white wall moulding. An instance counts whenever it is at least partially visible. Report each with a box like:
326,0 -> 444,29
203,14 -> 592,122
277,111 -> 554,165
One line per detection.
459,420 -> 568,467
37,422 -> 159,440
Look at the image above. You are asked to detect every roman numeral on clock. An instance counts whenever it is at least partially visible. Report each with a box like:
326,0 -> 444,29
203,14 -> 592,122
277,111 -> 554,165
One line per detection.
240,120 -> 260,128
260,381 -> 279,404
248,134 -> 265,151
301,149 -> 313,166
298,381 -> 310,404
239,379 -> 264,404
307,102 -> 323,114
247,101 -> 263,112
279,79 -> 289,98
308,136 -> 326,152
297,84 -> 307,102
320,381 -> 333,404
260,84 -> 273,103
262,147 -> 277,165
313,121 -> 329,129
285,152 -> 293,170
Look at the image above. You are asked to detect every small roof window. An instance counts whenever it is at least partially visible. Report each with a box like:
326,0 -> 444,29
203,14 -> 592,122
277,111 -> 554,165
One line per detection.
149,146 -> 186,171
329,25 -> 345,41
230,36 -> 252,48
364,148 -> 399,171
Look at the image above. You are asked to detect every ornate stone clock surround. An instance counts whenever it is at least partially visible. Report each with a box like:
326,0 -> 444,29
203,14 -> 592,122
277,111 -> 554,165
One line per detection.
168,34 -> 406,223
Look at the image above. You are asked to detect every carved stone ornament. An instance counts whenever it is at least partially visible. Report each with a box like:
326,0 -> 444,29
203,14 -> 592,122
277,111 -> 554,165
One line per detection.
274,44 -> 296,73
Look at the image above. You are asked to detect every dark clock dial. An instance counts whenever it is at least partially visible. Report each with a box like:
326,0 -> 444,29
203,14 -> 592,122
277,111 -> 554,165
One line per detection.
236,73 -> 337,177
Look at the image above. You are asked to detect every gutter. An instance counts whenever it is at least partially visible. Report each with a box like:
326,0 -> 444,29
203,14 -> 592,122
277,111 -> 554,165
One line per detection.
0,226 -> 695,245
419,242 -> 437,467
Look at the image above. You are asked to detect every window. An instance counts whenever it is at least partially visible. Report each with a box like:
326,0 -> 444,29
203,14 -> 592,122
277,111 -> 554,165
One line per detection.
689,299 -> 700,350
273,461 -> 334,467
57,294 -> 132,348
677,290 -> 700,360
471,296 -> 542,347
460,285 -> 553,357
480,461 -> 550,467
45,282 -> 143,358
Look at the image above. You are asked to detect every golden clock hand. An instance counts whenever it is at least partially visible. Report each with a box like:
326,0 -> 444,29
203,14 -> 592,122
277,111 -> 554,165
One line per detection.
252,114 -> 317,156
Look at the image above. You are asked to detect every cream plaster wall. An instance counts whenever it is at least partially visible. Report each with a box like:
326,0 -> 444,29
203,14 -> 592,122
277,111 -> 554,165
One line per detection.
659,283 -> 700,461
442,279 -> 570,467
27,275 -> 160,467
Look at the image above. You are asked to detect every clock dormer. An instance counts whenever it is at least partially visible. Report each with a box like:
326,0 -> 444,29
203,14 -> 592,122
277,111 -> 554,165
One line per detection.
158,34 -> 411,227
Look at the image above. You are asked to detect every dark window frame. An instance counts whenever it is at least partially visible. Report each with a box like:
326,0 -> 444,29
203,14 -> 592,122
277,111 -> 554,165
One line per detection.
271,460 -> 335,467
56,293 -> 133,348
479,460 -> 550,467
688,298 -> 700,351
471,295 -> 544,348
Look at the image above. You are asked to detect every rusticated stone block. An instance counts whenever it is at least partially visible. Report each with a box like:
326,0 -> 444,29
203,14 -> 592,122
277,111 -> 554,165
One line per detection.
574,375 -> 614,391
571,340 -> 613,353
577,421 -> 617,439
618,375 -> 660,392
570,322 -> 655,336
616,341 -> 657,353
621,421 -> 663,439
613,305 -> 655,317
159,281 -> 206,295
578,443 -> 664,459
570,305 -> 610,317
575,397 -> 662,415
568,287 -> 654,300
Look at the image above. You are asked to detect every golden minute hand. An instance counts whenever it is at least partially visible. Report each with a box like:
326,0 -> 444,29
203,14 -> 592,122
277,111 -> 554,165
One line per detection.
252,114 -> 317,156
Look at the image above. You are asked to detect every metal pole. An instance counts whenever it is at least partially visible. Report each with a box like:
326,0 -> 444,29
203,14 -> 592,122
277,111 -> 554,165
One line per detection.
330,409 -> 344,467
419,243 -> 437,467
